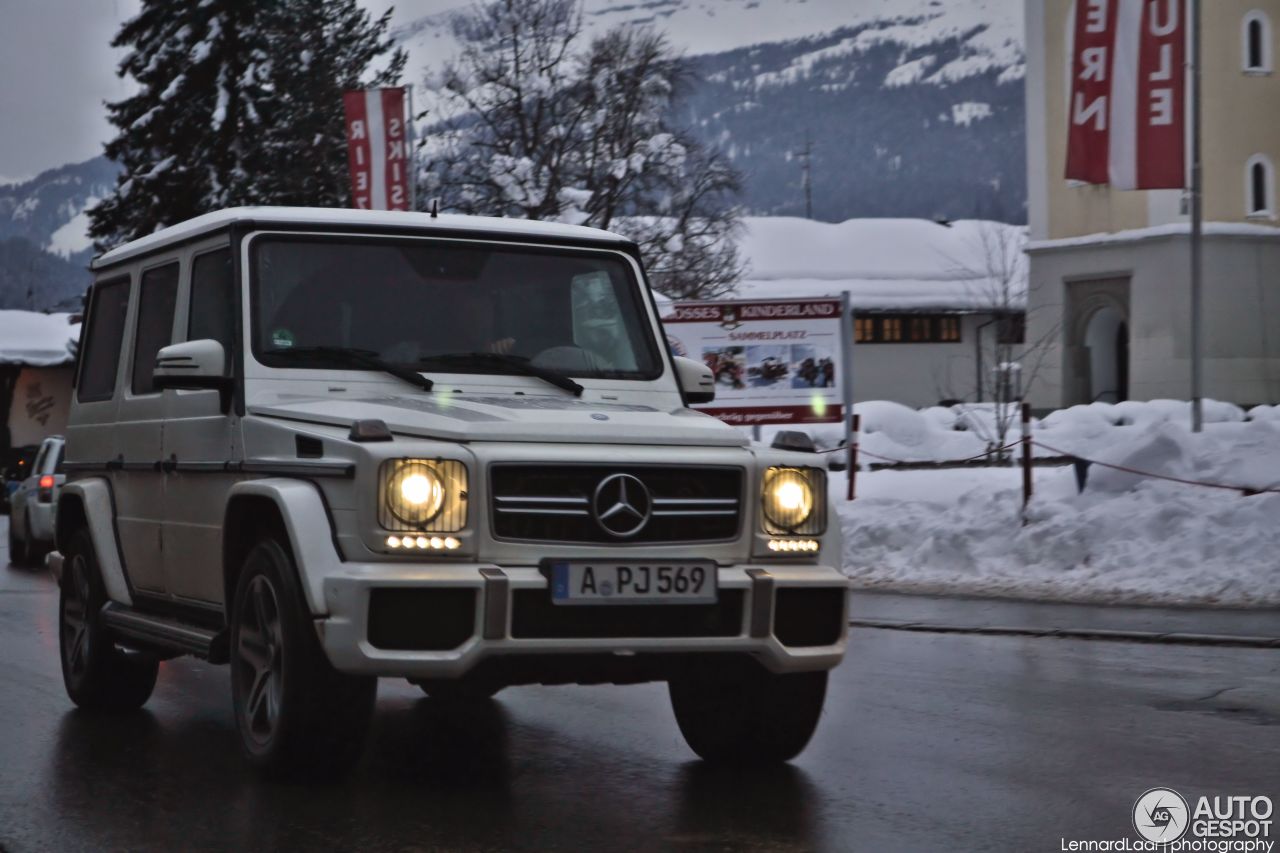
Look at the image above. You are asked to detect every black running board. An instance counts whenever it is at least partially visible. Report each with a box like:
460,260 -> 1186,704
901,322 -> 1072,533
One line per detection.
100,602 -> 229,663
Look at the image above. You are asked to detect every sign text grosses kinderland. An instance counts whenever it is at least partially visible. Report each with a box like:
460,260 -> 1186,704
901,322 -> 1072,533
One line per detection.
663,299 -> 847,426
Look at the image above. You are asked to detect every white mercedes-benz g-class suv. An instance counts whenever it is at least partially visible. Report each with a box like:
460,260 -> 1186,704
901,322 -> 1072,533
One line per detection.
52,207 -> 848,776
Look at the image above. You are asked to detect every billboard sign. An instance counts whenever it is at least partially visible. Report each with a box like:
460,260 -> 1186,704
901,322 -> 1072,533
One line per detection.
662,299 -> 847,426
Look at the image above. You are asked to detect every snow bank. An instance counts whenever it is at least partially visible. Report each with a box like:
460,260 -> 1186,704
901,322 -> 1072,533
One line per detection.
0,311 -> 80,366
838,419 -> 1280,607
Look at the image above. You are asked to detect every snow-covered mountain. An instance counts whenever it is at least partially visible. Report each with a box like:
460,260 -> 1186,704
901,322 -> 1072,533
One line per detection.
400,0 -> 1027,222
0,158 -> 117,310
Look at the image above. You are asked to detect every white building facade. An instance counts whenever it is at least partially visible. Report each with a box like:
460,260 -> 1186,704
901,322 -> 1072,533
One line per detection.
1024,0 -> 1280,408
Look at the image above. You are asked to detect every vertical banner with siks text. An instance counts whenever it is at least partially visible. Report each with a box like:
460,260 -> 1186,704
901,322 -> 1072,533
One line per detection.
1065,0 -> 1186,190
342,88 -> 411,210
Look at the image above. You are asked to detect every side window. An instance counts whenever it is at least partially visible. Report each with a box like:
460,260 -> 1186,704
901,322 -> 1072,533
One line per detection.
78,276 -> 132,402
132,262 -> 180,395
190,248 -> 235,367
52,443 -> 65,474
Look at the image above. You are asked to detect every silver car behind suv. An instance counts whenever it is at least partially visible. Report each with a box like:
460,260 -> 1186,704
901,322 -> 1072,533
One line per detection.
8,435 -> 64,566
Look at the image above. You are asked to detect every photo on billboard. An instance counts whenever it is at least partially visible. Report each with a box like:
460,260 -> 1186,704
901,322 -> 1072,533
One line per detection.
702,346 -> 746,390
745,345 -> 790,388
790,344 -> 837,389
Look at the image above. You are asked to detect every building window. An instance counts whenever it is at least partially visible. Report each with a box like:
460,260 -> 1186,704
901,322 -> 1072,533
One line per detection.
1247,154 -> 1275,217
855,317 -> 874,343
853,314 -> 964,344
1243,11 -> 1272,72
996,314 -> 1026,345
939,317 -> 961,342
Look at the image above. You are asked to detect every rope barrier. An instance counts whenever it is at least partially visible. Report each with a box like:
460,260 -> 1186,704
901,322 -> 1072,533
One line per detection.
1031,439 -> 1280,496
816,441 -> 1024,467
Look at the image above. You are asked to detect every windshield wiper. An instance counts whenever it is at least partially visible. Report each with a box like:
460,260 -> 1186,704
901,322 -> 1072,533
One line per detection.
417,352 -> 584,397
266,346 -> 434,392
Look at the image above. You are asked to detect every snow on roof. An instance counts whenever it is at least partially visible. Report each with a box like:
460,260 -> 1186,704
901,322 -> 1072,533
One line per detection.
93,207 -> 633,269
0,311 -> 80,367
1027,221 -> 1280,252
734,217 -> 1027,311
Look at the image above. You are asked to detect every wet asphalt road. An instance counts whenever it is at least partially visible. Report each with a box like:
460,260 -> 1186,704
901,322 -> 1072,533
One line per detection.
2,524 -> 1278,852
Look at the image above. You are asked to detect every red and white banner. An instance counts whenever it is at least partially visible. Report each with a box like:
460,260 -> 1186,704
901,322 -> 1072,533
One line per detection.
662,299 -> 847,426
1065,0 -> 1185,190
342,88 -> 411,210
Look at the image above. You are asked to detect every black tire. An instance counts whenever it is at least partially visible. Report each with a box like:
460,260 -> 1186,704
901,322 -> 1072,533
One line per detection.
59,529 -> 159,711
8,511 -> 29,566
412,679 -> 502,702
669,658 -> 828,765
24,512 -> 49,566
230,538 -> 377,779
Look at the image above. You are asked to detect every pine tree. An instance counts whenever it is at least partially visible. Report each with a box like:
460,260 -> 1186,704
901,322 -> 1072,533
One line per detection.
89,0 -> 404,250
258,0 -> 405,206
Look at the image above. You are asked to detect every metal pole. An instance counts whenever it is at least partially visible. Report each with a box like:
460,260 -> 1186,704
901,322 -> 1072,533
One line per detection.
841,291 -> 856,500
406,84 -> 418,212
1020,401 -> 1033,521
1190,0 -> 1204,432
847,414 -> 861,501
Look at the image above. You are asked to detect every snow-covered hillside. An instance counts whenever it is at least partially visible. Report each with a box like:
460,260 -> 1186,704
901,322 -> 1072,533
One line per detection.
385,0 -> 1023,74
400,0 -> 1028,222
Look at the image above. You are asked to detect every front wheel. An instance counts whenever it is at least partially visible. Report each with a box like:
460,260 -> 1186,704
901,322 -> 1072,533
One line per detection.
230,538 -> 376,778
59,529 -> 159,710
669,658 -> 828,765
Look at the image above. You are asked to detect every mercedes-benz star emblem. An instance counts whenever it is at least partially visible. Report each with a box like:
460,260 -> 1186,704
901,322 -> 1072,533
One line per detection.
592,473 -> 653,538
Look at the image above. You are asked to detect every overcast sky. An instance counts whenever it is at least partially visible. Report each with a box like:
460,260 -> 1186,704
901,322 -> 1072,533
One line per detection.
0,0 -> 462,183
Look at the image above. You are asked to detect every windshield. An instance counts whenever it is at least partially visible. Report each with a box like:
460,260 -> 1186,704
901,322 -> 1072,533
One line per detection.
250,236 -> 662,381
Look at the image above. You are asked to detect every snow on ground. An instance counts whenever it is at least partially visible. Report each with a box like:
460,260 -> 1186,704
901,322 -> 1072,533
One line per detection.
0,311 -> 80,366
829,414 -> 1280,608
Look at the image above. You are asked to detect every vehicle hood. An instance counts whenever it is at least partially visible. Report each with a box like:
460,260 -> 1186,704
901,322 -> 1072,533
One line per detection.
248,393 -> 749,448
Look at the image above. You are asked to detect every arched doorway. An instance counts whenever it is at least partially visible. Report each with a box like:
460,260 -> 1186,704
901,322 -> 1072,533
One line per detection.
1084,306 -> 1129,403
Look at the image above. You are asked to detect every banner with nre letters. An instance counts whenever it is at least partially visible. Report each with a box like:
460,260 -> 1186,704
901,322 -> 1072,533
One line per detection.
662,298 -> 846,426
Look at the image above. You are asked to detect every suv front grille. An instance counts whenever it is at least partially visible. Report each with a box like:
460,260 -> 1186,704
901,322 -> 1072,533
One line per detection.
490,464 -> 743,544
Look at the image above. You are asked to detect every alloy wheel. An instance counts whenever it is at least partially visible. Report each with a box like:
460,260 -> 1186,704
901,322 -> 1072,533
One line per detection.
237,575 -> 285,747
61,554 -> 93,677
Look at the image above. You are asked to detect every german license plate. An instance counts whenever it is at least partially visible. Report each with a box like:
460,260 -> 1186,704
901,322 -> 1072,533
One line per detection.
549,560 -> 717,605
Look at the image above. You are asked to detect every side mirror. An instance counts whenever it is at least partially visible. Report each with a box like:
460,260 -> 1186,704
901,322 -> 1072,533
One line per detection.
154,340 -> 232,411
673,355 -> 715,405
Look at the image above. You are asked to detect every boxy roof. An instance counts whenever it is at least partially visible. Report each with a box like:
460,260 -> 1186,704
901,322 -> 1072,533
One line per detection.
92,207 -> 634,270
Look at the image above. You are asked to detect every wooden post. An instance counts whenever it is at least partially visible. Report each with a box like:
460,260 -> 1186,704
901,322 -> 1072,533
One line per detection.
1020,401 -> 1033,518
847,414 -> 861,501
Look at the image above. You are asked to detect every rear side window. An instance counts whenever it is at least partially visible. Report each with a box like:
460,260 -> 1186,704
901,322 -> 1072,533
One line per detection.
78,276 -> 131,402
189,248 -> 235,366
132,262 -> 180,395
52,444 -> 65,474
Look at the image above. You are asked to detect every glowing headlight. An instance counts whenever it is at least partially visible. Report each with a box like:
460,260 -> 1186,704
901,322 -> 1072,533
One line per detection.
379,459 -> 467,531
761,467 -> 826,535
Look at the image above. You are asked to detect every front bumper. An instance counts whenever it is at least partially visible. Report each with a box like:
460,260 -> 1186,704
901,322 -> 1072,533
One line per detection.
316,562 -> 849,680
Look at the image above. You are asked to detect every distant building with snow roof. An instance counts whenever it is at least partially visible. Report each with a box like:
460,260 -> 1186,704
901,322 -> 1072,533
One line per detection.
727,217 -> 1027,408
1,310 -> 80,463
1024,0 -> 1280,409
